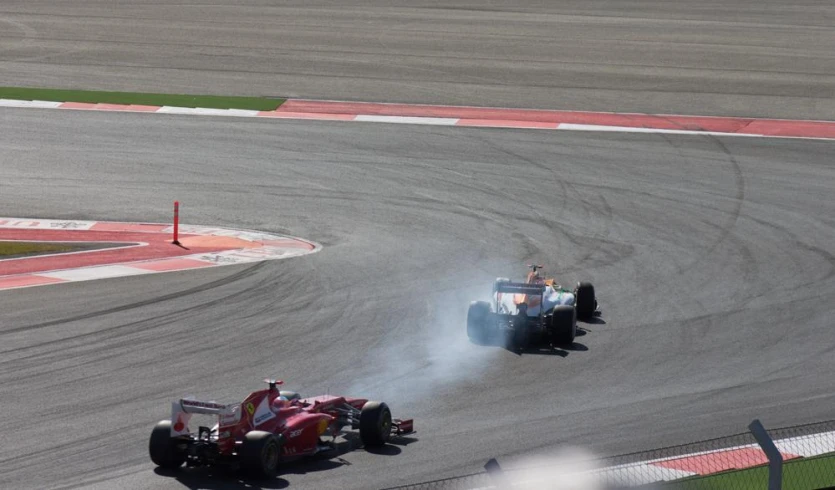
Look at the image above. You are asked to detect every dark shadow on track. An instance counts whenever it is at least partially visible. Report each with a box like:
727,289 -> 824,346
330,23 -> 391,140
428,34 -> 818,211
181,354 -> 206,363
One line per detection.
364,444 -> 402,456
508,341 -> 588,356
281,458 -> 347,476
471,324 -> 593,355
470,334 -> 590,356
152,434 -> 415,487
282,433 -> 415,476
513,345 -> 568,357
563,342 -> 588,352
154,467 -> 289,489
580,317 -> 606,325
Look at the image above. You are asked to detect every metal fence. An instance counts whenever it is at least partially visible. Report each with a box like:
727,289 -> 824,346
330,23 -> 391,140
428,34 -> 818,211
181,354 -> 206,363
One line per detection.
382,419 -> 835,490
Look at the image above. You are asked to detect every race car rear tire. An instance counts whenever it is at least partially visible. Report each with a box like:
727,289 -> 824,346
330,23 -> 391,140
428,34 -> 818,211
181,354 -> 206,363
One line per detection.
149,420 -> 186,469
467,301 -> 491,344
360,401 -> 392,447
550,305 -> 577,345
575,281 -> 596,319
240,431 -> 280,479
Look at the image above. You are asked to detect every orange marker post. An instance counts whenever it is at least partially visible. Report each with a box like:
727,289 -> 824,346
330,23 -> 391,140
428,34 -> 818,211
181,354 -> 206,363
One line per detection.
173,201 -> 180,245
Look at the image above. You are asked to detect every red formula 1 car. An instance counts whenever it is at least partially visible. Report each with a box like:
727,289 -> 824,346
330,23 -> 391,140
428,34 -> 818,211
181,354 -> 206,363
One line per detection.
149,379 -> 414,478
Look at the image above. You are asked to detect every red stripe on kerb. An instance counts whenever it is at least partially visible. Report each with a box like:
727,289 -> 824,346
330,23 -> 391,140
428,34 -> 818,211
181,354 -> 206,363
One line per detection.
653,448 -> 799,475
0,275 -> 66,289
59,102 -> 98,109
130,258 -> 215,272
95,104 -> 161,112
742,120 -> 835,139
122,105 -> 162,112
90,104 -> 133,111
257,111 -> 355,120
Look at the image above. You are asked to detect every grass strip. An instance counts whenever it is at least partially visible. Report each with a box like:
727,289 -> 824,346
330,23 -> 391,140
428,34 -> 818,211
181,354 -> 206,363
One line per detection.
668,454 -> 835,490
0,242 -> 76,257
0,86 -> 284,111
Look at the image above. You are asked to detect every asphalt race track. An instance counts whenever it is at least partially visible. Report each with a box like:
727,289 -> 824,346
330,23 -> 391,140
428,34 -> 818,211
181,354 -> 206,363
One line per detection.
1,109 -> 834,489
1,1 -> 834,119
1,2 -> 835,490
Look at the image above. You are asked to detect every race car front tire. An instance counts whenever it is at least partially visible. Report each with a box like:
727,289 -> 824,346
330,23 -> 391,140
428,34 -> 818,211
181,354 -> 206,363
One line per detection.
550,305 -> 577,345
149,420 -> 186,469
467,301 -> 491,344
575,282 -> 596,319
360,401 -> 392,447
240,431 -> 281,479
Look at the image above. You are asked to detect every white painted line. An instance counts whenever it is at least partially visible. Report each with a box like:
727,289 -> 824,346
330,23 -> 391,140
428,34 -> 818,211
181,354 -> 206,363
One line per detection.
190,245 -> 311,266
0,241 -> 146,263
354,115 -> 459,125
40,264 -> 150,281
174,225 -> 266,240
157,106 -> 202,114
0,218 -> 97,230
594,463 -> 696,485
556,123 -> 762,137
775,431 -> 835,457
157,106 -> 259,117
222,109 -> 260,117
0,99 -> 63,109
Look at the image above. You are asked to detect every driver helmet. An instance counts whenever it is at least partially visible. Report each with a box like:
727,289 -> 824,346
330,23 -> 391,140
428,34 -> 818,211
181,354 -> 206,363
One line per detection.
271,395 -> 289,412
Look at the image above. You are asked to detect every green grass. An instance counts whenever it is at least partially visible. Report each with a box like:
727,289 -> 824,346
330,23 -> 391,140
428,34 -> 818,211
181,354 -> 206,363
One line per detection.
0,86 -> 285,111
668,454 -> 835,490
0,241 -> 76,257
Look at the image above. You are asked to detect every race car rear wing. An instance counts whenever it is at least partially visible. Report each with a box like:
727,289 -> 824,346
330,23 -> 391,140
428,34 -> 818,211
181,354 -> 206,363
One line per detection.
178,399 -> 230,414
493,282 -> 546,316
170,398 -> 241,437
494,282 -> 546,295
